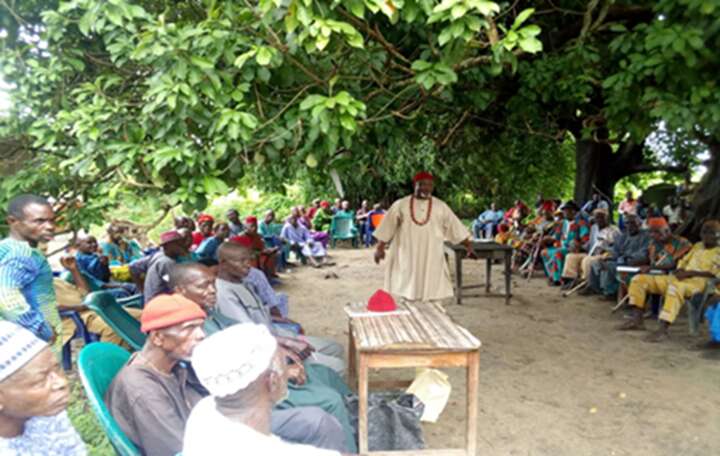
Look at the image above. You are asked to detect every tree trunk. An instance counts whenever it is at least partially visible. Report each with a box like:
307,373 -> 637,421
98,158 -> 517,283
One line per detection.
680,143 -> 720,239
573,139 -> 618,204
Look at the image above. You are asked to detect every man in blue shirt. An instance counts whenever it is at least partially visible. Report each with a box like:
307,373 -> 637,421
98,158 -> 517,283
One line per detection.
471,203 -> 504,239
0,194 -> 61,346
195,223 -> 230,265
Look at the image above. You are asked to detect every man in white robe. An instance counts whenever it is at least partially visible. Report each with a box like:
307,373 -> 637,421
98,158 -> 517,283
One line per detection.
373,172 -> 475,302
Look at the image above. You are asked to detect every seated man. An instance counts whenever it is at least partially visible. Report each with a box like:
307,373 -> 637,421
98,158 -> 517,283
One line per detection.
216,243 -> 345,371
472,203 -> 504,239
143,230 -> 190,302
560,208 -> 620,290
582,214 -> 649,298
194,222 -> 230,264
106,293 -> 349,455
540,201 -> 590,286
172,264 -> 355,452
0,321 -> 86,455
232,217 -> 280,278
226,209 -> 244,236
619,220 -> 720,342
216,243 -> 345,374
74,235 -> 137,299
57,255 -> 142,348
580,192 -> 610,215
281,215 -> 328,268
335,200 -> 354,218
184,324 -> 346,455
101,224 -> 143,266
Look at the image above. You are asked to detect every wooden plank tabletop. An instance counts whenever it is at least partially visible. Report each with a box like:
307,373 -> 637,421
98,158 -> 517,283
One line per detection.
348,301 -> 481,351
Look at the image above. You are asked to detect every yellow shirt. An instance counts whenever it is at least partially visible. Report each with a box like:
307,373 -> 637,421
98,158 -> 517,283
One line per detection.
677,243 -> 720,276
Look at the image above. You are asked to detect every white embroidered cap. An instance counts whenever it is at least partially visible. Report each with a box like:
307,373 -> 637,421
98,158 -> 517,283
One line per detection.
192,323 -> 277,397
0,321 -> 48,383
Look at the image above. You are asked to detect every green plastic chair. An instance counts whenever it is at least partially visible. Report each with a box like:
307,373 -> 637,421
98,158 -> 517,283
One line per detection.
85,291 -> 147,351
330,214 -> 358,248
118,293 -> 144,309
78,342 -> 140,456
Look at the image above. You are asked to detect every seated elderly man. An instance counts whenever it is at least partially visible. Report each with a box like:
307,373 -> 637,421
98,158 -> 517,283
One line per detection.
106,293 -> 348,456
472,203 -> 504,240
581,214 -> 650,299
281,215 -> 328,268
0,321 -> 86,454
619,220 -> 720,342
172,263 -> 355,452
74,234 -> 137,299
560,208 -> 620,290
216,242 -> 345,373
184,324 -> 348,455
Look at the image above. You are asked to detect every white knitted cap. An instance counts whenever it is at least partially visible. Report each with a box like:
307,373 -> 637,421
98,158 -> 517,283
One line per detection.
0,321 -> 48,382
192,323 -> 277,397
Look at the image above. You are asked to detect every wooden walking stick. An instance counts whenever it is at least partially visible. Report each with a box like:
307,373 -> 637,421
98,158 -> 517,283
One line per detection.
562,280 -> 587,298
611,294 -> 630,313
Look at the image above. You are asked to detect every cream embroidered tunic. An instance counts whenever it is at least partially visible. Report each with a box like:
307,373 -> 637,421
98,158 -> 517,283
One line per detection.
374,195 -> 470,301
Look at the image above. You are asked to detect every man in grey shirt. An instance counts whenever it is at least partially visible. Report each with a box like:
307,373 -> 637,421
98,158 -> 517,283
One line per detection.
582,215 -> 650,298
143,230 -> 188,303
215,242 -> 346,375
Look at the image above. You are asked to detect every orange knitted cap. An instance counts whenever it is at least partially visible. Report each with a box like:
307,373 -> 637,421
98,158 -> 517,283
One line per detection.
141,294 -> 207,333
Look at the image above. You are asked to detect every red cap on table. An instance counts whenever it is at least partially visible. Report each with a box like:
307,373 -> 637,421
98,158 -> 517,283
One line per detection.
367,289 -> 397,312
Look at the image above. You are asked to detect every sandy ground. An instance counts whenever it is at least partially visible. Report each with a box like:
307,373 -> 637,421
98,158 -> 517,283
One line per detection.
277,247 -> 720,456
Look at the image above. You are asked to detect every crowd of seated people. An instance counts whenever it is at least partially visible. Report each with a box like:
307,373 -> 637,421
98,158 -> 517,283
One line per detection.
0,193 -> 362,455
1,190 -> 716,456
486,191 -> 719,350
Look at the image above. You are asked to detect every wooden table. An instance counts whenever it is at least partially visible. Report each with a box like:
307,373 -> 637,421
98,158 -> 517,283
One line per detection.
444,241 -> 513,306
347,301 -> 482,455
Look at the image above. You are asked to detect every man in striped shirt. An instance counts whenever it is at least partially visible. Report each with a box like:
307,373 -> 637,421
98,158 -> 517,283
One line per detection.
0,194 -> 61,348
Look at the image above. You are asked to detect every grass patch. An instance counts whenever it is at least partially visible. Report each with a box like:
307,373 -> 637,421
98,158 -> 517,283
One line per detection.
67,374 -> 114,455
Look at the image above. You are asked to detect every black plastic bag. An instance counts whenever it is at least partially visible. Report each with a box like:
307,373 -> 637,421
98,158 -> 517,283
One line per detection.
345,392 -> 425,451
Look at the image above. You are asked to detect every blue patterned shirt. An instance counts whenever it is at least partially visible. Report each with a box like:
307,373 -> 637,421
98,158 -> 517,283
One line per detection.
0,238 -> 61,343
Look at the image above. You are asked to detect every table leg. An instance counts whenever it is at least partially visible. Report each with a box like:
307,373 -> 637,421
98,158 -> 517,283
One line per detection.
505,251 -> 511,305
348,322 -> 357,387
466,351 -> 480,456
485,257 -> 491,293
358,354 -> 369,454
455,251 -> 463,306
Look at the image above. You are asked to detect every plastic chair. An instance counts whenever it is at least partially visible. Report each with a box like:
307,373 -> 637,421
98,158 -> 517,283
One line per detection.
330,214 -> 358,248
118,293 -> 144,309
78,342 -> 140,456
60,309 -> 99,371
687,278 -> 719,336
365,213 -> 386,247
85,291 -> 146,351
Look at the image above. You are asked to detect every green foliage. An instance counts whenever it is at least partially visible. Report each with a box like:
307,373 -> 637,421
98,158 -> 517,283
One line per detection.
0,0 -> 545,226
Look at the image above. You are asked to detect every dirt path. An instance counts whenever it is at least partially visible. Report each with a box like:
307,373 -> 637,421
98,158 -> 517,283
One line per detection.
278,247 -> 720,456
